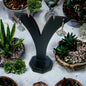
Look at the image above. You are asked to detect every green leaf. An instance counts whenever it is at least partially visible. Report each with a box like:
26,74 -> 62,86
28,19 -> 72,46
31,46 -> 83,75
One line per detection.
27,0 -> 41,12
6,24 -> 10,44
4,62 -> 13,73
1,50 -> 6,56
12,39 -> 24,49
4,44 -> 10,51
10,23 -> 16,44
13,59 -> 26,74
0,19 -> 5,47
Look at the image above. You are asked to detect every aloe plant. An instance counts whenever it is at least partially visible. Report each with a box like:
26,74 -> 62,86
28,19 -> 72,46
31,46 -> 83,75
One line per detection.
27,0 -> 41,13
62,32 -> 77,51
0,19 -> 24,58
54,45 -> 68,58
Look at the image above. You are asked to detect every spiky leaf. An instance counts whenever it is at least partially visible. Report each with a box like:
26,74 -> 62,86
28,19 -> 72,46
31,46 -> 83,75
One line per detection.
0,19 -> 5,47
10,23 -> 16,44
55,45 -> 68,58
6,24 -> 10,44
12,39 -> 24,49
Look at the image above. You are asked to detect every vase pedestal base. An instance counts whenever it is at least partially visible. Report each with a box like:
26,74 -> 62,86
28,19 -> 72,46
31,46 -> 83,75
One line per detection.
29,56 -> 53,73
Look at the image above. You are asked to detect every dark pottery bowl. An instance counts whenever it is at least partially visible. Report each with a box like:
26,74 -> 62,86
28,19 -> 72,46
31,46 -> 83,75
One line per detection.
0,76 -> 18,86
55,78 -> 82,86
33,81 -> 48,86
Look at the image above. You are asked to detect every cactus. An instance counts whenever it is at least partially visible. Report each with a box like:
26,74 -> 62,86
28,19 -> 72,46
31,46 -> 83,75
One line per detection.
0,19 -> 24,58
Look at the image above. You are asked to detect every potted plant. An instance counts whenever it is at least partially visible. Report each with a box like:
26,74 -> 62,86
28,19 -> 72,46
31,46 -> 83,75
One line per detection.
63,0 -> 86,23
0,76 -> 18,86
27,0 -> 41,15
33,81 -> 48,86
4,59 -> 26,74
3,0 -> 28,21
3,0 -> 27,10
0,19 -> 25,67
54,32 -> 86,69
55,78 -> 82,86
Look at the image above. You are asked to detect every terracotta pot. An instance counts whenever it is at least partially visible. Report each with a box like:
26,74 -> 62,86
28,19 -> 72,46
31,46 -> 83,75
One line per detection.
0,76 -> 18,86
33,81 -> 48,86
55,78 -> 82,86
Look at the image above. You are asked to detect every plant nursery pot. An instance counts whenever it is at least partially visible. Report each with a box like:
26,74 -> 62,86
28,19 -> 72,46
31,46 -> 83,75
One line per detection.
33,81 -> 48,86
55,78 -> 82,86
0,76 -> 18,86
55,39 -> 86,69
0,38 -> 25,67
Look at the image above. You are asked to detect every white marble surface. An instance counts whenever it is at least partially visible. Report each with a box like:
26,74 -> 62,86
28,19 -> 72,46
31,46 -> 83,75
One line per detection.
0,0 -> 86,86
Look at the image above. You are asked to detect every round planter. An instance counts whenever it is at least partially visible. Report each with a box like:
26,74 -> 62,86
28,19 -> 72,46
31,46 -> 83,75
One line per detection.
55,78 -> 82,86
55,39 -> 86,69
0,76 -> 18,86
3,0 -> 28,20
33,81 -> 48,86
0,38 -> 25,67
3,0 -> 27,10
62,0 -> 86,27
55,55 -> 86,68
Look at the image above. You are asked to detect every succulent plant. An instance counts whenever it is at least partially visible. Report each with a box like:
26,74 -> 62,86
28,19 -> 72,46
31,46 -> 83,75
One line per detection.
12,59 -> 26,74
4,62 -> 13,73
62,32 -> 77,51
54,45 -> 68,58
0,19 -> 24,58
27,0 -> 41,13
4,59 -> 26,74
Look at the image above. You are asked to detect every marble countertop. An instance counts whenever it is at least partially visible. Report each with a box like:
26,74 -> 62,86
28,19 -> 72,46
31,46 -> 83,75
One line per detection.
0,0 -> 86,86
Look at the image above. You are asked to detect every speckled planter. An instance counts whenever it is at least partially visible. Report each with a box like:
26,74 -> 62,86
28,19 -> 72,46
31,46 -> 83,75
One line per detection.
55,78 -> 82,86
0,76 -> 18,86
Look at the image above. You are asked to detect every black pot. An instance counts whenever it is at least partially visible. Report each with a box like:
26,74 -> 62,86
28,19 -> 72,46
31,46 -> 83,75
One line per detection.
0,76 -> 18,86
